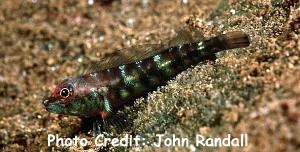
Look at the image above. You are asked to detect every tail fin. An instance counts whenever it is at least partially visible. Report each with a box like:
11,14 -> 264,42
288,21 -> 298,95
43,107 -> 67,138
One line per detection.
220,31 -> 250,49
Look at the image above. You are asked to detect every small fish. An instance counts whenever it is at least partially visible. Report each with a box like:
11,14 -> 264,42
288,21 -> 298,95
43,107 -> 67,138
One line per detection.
43,30 -> 250,127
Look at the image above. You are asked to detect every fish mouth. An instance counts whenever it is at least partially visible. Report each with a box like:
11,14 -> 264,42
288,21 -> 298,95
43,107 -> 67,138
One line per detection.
43,98 -> 65,114
42,99 -> 49,106
42,96 -> 55,106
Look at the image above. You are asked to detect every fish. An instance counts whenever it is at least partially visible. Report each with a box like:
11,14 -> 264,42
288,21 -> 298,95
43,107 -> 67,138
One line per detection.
43,29 -> 250,129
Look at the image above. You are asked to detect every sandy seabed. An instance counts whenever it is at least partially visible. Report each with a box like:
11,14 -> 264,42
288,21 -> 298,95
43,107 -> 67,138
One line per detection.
0,0 -> 299,151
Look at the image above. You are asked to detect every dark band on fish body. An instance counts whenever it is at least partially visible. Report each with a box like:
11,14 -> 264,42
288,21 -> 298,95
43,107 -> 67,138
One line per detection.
93,37 -> 245,109
106,43 -> 195,107
102,41 -> 215,108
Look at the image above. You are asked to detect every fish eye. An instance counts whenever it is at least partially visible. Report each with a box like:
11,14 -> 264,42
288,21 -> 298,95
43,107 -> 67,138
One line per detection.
60,88 -> 70,98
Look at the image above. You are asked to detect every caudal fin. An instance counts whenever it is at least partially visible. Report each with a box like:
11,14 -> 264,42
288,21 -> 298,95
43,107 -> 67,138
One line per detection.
221,31 -> 250,49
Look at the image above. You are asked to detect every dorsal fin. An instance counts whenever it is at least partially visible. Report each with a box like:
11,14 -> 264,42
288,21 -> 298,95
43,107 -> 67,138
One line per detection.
167,26 -> 204,47
84,44 -> 164,74
84,27 -> 204,74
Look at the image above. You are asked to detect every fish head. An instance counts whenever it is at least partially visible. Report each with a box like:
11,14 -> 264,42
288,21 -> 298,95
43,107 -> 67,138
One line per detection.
43,77 -> 101,117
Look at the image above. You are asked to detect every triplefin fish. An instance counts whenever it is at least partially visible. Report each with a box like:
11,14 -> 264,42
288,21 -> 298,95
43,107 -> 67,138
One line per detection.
43,30 -> 250,124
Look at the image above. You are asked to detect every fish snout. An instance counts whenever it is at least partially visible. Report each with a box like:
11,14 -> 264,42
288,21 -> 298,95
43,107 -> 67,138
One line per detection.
43,99 -> 49,106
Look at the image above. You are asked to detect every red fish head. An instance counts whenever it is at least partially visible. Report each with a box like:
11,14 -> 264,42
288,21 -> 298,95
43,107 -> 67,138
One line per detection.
43,77 -> 102,117
50,79 -> 75,102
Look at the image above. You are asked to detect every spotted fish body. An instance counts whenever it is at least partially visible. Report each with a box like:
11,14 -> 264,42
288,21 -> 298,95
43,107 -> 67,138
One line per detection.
43,31 -> 250,119
95,42 -> 216,107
